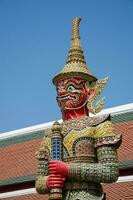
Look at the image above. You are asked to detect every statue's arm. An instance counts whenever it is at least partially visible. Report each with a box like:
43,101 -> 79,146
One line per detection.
35,140 -> 50,194
35,159 -> 49,193
68,145 -> 119,183
68,120 -> 121,183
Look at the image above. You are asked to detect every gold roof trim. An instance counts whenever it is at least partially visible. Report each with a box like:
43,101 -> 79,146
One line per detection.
53,17 -> 97,85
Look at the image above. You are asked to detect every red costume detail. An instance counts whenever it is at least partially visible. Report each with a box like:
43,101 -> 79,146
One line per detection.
49,160 -> 69,177
47,174 -> 66,189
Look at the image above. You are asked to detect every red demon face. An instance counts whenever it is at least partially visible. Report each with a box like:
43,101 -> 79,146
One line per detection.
56,77 -> 88,111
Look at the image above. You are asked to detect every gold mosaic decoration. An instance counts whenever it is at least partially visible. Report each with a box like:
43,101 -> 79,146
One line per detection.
53,17 -> 97,85
86,77 -> 109,114
63,127 -> 95,157
36,132 -> 51,160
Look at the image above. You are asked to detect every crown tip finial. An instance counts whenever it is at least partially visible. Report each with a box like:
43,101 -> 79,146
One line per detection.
73,17 -> 82,22
72,17 -> 81,40
71,17 -> 82,48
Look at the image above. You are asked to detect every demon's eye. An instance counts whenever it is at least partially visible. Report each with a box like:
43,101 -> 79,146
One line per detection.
67,85 -> 76,92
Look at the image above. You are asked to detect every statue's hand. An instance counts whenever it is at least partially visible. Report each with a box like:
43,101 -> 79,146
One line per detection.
47,174 -> 65,189
49,160 -> 69,177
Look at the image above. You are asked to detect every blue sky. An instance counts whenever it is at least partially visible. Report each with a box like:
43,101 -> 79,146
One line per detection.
0,0 -> 133,133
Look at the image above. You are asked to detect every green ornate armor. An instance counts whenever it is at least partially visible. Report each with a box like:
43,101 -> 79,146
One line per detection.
36,115 -> 121,199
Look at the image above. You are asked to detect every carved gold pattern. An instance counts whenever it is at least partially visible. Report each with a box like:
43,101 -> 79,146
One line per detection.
36,129 -> 51,160
53,17 -> 97,85
87,77 -> 109,114
63,128 -> 94,157
95,121 -> 115,138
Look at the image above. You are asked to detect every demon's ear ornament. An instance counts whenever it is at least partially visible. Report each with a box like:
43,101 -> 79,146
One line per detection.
86,76 -> 109,114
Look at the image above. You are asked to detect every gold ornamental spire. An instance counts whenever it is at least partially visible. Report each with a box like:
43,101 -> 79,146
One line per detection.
53,17 -> 97,85
66,17 -> 86,64
71,17 -> 82,47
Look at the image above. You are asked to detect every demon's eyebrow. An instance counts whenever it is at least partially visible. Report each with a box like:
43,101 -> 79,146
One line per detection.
66,78 -> 85,85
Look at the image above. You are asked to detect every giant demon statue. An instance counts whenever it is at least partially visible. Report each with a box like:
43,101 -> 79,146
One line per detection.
36,17 -> 121,200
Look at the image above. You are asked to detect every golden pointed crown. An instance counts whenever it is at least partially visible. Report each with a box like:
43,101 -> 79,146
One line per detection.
53,17 -> 97,85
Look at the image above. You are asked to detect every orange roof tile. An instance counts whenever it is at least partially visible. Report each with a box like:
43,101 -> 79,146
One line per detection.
0,139 -> 41,180
114,121 -> 133,162
103,181 -> 133,199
